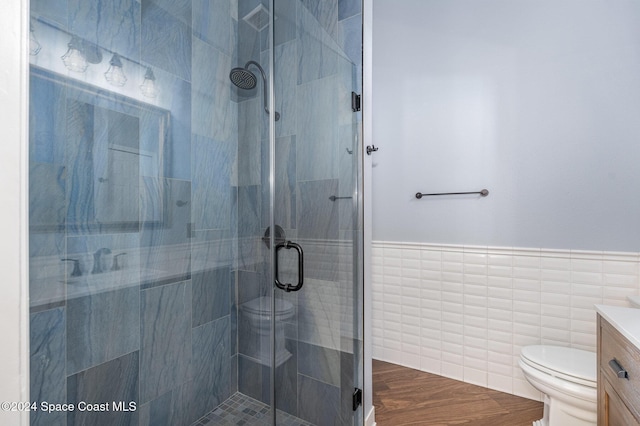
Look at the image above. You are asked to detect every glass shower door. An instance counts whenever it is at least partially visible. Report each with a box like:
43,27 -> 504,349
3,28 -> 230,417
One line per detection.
27,0 -> 362,424
270,1 -> 364,424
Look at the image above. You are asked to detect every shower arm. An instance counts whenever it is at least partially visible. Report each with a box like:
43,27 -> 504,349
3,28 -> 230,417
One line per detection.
245,60 -> 272,116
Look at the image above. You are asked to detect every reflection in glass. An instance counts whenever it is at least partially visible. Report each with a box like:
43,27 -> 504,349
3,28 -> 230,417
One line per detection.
61,36 -> 88,73
104,54 -> 127,87
140,67 -> 158,98
29,67 -> 168,233
29,25 -> 41,56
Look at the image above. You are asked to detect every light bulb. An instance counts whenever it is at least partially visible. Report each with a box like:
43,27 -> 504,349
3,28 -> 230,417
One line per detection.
61,36 -> 88,73
140,67 -> 158,98
104,54 -> 127,87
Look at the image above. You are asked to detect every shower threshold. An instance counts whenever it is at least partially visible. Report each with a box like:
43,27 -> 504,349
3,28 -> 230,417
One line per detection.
192,392 -> 313,426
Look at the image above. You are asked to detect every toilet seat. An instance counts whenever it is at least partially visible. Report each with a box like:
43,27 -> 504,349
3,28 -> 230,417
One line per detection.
242,296 -> 295,316
521,345 -> 596,388
520,345 -> 597,426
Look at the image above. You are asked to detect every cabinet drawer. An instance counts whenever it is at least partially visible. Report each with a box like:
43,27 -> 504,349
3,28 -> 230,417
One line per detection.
600,319 -> 640,418
601,377 -> 640,426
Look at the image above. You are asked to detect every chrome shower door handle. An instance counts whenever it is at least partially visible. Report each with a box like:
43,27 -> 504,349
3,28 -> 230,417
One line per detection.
274,241 -> 304,292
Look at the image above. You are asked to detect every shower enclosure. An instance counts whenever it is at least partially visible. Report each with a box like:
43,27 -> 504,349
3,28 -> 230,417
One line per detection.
27,0 -> 363,425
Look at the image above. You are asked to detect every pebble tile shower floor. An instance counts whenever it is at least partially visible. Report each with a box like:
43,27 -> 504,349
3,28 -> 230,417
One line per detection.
192,392 -> 314,426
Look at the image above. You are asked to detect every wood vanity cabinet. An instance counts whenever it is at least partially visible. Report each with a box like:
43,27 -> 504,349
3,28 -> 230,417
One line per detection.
597,314 -> 640,425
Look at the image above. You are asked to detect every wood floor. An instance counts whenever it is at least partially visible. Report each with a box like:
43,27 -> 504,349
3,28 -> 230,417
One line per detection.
373,360 -> 543,426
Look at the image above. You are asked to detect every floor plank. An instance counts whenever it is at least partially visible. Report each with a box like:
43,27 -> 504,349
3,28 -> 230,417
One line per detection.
373,360 -> 543,426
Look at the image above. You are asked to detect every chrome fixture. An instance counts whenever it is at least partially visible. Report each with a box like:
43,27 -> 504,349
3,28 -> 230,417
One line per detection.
365,145 -> 378,155
104,53 -> 127,87
229,61 -> 280,121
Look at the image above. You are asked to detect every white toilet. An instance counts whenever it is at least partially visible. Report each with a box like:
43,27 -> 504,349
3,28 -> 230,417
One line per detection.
240,296 -> 296,367
519,345 -> 597,426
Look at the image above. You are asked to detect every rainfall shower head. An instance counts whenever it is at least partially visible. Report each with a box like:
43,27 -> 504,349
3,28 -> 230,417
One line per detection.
229,60 -> 280,121
229,67 -> 257,90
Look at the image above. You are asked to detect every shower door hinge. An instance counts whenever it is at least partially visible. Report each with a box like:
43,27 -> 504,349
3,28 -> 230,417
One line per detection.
351,92 -> 361,112
352,388 -> 362,411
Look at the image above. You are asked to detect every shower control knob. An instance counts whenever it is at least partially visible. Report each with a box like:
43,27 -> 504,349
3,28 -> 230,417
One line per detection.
366,145 -> 379,155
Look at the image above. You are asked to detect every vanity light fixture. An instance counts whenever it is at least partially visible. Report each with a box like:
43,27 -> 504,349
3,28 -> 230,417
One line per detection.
61,36 -> 88,72
29,25 -> 41,56
104,53 -> 127,87
140,67 -> 158,98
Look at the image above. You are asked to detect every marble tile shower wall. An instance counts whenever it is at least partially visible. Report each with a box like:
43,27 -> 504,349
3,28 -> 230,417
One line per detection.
233,0 -> 362,424
371,241 -> 640,402
29,0 -> 238,425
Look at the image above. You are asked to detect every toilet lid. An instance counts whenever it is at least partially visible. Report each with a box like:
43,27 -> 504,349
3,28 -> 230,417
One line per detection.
242,296 -> 294,315
521,345 -> 596,385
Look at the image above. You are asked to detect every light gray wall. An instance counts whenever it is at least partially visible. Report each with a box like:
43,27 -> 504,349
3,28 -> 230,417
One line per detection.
372,0 -> 640,251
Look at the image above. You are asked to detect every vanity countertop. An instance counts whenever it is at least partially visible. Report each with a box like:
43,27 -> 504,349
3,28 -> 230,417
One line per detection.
595,304 -> 640,350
